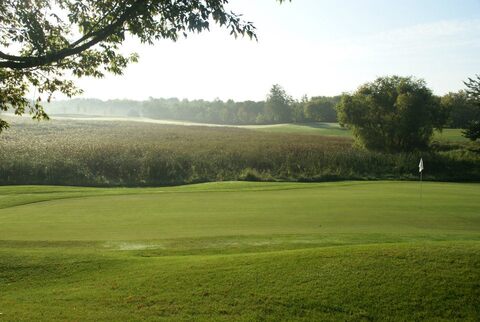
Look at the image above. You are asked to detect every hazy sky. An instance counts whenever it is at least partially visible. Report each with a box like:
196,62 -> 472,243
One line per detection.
73,0 -> 480,101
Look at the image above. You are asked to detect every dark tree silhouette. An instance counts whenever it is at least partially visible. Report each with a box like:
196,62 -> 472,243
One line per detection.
336,76 -> 448,152
463,75 -> 480,141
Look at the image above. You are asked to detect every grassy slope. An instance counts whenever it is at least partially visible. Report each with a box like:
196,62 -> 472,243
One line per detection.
252,123 -> 353,137
2,243 -> 479,321
434,128 -> 468,142
1,181 -> 480,321
253,122 -> 469,142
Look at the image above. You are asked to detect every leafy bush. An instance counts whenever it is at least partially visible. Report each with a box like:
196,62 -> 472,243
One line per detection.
337,76 -> 449,152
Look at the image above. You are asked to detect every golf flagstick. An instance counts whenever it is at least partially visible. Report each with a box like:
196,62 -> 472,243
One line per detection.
419,158 -> 424,209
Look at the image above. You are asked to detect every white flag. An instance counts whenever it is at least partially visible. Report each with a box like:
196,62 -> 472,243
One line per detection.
419,158 -> 424,173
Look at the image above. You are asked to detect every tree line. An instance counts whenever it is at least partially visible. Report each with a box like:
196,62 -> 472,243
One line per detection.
45,81 -> 479,133
2,0 -> 478,149
45,86 -> 340,125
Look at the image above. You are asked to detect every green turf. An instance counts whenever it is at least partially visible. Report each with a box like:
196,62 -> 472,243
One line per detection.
252,122 -> 469,142
1,181 -> 479,242
252,122 -> 353,137
433,128 -> 470,142
1,181 -> 479,320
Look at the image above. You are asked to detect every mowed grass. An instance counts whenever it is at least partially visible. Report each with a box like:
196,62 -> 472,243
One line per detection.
1,181 -> 480,242
252,122 -> 353,137
253,122 -> 469,142
434,128 -> 469,142
1,181 -> 480,321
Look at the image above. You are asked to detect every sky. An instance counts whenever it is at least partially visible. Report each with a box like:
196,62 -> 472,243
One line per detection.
73,0 -> 480,102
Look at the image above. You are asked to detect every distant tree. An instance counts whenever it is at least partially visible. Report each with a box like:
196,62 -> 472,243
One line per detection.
0,0 -> 288,133
127,109 -> 140,118
304,96 -> 339,122
291,95 -> 308,123
264,84 -> 293,123
337,76 -> 448,152
462,75 -> 480,141
441,91 -> 478,128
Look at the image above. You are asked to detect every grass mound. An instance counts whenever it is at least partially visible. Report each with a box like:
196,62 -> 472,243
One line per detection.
0,181 -> 479,320
1,242 -> 479,321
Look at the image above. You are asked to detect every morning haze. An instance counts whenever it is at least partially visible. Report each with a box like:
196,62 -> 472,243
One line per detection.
1,1 -> 479,321
72,0 -> 480,102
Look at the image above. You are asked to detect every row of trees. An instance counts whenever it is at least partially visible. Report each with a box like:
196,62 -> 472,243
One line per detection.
143,88 -> 341,124
46,86 -> 340,125
46,80 -> 479,133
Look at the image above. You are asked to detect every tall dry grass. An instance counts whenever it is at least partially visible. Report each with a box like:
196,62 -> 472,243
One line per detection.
0,117 -> 478,186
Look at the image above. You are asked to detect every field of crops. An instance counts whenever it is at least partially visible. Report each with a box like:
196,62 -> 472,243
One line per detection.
0,116 -> 479,186
1,181 -> 479,320
44,115 -> 470,142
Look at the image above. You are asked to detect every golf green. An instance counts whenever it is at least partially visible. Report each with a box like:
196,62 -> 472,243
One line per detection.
1,181 -> 479,321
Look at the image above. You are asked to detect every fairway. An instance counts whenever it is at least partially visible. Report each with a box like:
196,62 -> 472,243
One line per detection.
252,122 -> 470,142
1,181 -> 480,320
251,122 -> 353,137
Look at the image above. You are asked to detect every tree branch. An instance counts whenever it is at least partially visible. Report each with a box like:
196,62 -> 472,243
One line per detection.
69,1 -> 123,49
0,0 -> 143,69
